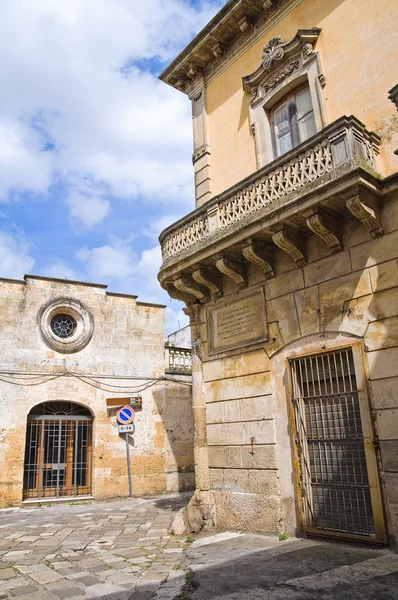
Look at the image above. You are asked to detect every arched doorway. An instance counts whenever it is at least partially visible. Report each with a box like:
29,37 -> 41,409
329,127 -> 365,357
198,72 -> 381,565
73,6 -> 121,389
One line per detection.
23,402 -> 93,500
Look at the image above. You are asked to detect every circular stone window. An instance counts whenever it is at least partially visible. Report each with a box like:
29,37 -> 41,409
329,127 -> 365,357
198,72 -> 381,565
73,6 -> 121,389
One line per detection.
50,314 -> 77,339
38,298 -> 94,353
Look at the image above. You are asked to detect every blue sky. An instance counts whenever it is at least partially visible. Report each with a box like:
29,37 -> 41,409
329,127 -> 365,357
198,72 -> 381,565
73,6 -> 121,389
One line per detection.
0,0 -> 222,334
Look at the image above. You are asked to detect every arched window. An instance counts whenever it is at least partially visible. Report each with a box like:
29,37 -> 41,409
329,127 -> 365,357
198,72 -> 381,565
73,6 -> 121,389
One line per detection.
23,402 -> 93,501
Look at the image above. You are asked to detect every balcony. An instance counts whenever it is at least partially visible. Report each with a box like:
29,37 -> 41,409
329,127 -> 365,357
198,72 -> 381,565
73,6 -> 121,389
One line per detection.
165,346 -> 192,375
159,116 -> 383,301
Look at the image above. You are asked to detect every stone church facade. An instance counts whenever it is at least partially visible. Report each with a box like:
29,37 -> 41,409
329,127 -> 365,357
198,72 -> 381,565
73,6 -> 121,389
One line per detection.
158,0 -> 398,543
0,275 -> 194,507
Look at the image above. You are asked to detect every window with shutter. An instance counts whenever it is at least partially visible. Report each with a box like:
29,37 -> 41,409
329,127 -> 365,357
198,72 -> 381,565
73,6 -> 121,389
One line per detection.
271,85 -> 316,158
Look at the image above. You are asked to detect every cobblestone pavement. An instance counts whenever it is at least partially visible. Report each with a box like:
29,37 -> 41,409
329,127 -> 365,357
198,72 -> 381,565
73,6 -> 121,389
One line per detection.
0,494 -> 191,600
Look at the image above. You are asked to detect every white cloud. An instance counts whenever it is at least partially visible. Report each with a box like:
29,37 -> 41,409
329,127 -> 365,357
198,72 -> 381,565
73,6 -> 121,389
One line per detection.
76,240 -> 137,280
0,0 -> 222,209
40,259 -> 82,281
75,238 -> 188,333
0,229 -> 35,277
0,119 -> 52,201
66,192 -> 110,228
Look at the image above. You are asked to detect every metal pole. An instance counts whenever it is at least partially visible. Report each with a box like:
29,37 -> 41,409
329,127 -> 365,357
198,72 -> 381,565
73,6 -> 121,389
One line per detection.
125,433 -> 133,498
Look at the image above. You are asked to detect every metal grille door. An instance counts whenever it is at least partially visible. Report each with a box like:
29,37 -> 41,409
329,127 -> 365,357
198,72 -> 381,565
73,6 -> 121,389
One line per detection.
290,347 -> 386,542
23,403 -> 92,500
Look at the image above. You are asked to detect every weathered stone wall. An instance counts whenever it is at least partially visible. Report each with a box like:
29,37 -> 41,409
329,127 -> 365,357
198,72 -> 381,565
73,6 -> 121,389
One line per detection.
199,192 -> 398,539
0,276 -> 194,507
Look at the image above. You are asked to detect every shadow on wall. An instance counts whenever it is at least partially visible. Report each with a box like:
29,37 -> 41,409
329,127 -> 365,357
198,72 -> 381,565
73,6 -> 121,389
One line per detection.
269,207 -> 398,542
152,380 -> 195,494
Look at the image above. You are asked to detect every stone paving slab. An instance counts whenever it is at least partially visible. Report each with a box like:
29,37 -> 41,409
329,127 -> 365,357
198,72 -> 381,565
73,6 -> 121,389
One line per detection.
0,494 -> 192,599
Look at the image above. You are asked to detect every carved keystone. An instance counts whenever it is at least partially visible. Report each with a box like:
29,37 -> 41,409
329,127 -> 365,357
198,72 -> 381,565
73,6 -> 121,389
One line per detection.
174,276 -> 209,303
162,281 -> 196,305
215,256 -> 246,289
306,209 -> 343,253
346,194 -> 384,238
242,240 -> 275,279
272,225 -> 306,267
192,267 -> 222,299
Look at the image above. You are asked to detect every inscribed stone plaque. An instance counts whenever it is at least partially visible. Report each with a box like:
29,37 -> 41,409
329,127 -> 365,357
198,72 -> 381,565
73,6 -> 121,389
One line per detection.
208,287 -> 267,354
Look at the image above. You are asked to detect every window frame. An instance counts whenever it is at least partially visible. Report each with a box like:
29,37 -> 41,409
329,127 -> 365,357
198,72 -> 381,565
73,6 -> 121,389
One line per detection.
247,42 -> 328,169
269,83 -> 316,158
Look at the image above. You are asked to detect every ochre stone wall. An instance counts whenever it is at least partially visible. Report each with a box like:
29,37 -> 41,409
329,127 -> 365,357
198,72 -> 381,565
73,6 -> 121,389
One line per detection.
206,0 -> 398,196
199,192 -> 398,538
0,277 -> 194,507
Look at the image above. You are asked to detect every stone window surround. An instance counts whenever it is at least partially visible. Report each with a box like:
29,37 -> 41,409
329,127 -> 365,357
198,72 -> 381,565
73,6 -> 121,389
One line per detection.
244,28 -> 328,169
38,297 -> 94,354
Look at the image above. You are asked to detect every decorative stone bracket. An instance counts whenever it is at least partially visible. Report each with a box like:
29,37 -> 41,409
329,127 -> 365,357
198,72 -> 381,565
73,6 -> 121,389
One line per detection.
242,240 -> 275,279
305,208 -> 343,253
272,225 -> 306,267
346,193 -> 384,238
215,255 -> 246,289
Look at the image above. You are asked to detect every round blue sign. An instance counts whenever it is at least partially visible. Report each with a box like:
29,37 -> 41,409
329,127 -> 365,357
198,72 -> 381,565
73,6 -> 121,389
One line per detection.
116,405 -> 135,424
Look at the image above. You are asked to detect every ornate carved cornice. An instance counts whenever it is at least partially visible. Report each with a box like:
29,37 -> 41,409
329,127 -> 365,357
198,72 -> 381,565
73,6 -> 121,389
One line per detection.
242,28 -> 321,97
160,0 -> 298,94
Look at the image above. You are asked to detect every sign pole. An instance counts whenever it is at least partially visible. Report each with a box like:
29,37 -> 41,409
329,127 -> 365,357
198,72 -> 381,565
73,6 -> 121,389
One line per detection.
125,433 -> 133,498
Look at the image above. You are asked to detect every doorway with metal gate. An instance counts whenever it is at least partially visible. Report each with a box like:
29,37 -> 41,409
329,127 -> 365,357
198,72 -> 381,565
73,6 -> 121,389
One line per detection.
23,402 -> 93,500
289,345 -> 386,543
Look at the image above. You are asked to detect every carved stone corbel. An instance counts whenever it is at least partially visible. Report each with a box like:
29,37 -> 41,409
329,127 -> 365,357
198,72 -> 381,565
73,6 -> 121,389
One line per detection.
215,256 -> 246,289
346,194 -> 384,238
192,267 -> 222,299
162,281 -> 196,305
306,209 -> 343,253
272,225 -> 306,267
242,239 -> 275,279
174,276 -> 209,303
212,42 -> 226,59
238,15 -> 252,33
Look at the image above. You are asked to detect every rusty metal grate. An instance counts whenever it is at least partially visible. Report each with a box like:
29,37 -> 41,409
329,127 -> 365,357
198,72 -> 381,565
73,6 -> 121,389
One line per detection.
23,403 -> 92,500
290,348 -> 376,539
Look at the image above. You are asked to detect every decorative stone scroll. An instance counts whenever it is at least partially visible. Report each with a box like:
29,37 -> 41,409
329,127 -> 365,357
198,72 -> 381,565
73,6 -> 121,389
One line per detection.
242,240 -> 275,279
192,267 -> 222,299
272,225 -> 306,267
306,209 -> 342,253
207,287 -> 267,354
346,194 -> 384,238
215,256 -> 246,289
242,28 -> 321,99
174,276 -> 209,303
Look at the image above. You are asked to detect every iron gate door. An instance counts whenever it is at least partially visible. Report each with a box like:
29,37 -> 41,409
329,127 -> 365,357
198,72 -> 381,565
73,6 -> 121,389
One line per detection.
23,402 -> 92,500
289,346 -> 386,543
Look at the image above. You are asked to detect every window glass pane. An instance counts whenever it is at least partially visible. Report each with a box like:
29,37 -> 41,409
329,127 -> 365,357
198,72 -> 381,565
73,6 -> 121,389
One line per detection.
298,111 -> 316,142
277,132 -> 293,156
273,103 -> 293,156
295,87 -> 313,119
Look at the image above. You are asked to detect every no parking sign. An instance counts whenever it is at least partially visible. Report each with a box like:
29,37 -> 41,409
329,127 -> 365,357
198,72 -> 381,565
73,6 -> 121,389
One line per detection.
116,405 -> 135,425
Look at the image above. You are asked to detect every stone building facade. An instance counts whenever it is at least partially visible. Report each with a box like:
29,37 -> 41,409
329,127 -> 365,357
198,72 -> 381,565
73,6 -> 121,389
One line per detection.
0,275 -> 194,507
158,0 -> 398,544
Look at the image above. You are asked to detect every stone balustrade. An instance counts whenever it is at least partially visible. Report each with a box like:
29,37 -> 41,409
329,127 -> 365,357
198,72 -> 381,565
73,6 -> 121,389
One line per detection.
160,115 -> 380,267
165,346 -> 192,374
